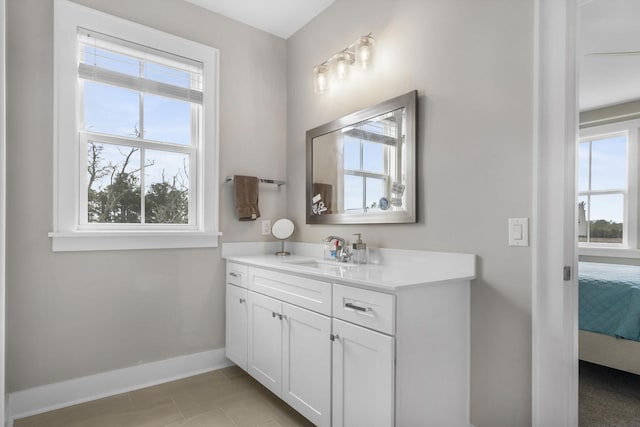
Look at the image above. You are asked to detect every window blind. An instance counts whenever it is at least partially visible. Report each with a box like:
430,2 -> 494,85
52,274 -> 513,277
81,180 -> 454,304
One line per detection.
77,28 -> 203,104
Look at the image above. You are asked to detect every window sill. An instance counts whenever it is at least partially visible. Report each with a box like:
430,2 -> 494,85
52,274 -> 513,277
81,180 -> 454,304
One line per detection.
578,246 -> 640,259
48,230 -> 223,252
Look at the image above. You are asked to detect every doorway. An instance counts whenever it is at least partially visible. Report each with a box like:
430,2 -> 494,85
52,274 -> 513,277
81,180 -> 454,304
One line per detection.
577,1 -> 640,424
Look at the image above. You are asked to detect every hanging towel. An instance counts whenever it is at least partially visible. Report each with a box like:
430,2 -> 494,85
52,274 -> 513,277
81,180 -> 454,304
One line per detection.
234,175 -> 260,221
313,183 -> 333,214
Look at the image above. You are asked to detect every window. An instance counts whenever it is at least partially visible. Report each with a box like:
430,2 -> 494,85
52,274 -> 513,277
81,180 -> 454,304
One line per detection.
578,134 -> 626,245
342,113 -> 397,212
578,119 -> 639,255
79,30 -> 199,226
51,0 -> 219,251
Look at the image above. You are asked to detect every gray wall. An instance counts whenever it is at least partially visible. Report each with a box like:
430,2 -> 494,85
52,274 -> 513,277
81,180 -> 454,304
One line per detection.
6,0 -> 287,392
286,1 -> 534,426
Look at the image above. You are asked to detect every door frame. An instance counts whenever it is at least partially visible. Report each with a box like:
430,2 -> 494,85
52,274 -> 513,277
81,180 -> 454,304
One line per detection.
532,0 -> 579,426
1,0 -> 6,423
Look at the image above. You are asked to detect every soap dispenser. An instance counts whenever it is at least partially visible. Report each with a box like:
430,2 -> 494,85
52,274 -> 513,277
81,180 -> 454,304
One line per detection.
352,233 -> 367,264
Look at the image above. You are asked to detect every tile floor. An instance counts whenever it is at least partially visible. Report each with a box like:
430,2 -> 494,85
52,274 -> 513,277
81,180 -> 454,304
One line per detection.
14,366 -> 314,427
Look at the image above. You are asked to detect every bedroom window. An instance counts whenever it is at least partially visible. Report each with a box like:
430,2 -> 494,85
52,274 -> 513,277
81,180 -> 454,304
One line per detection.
51,0 -> 220,251
578,133 -> 626,245
578,119 -> 639,253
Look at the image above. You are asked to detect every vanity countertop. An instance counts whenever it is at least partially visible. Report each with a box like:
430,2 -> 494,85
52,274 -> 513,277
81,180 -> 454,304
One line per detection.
224,251 -> 476,292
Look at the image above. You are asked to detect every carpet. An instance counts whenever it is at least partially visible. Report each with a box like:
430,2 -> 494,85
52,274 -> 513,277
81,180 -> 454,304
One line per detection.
580,360 -> 640,426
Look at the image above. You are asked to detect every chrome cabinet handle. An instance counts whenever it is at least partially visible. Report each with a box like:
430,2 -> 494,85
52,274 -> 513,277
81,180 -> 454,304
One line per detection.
345,302 -> 369,312
271,312 -> 285,320
229,272 -> 241,277
330,334 -> 340,341
239,298 -> 245,304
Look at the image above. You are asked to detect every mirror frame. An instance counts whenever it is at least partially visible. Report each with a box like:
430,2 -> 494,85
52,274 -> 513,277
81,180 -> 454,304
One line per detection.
306,90 -> 417,224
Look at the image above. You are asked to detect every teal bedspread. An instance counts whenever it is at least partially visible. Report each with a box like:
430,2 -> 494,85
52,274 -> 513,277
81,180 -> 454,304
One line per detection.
579,262 -> 640,341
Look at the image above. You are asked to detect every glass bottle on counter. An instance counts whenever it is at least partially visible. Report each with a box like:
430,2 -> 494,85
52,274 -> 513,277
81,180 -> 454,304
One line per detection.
352,233 -> 367,264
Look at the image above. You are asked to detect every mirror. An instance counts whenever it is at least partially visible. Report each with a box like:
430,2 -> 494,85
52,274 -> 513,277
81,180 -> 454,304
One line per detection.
306,90 -> 417,224
272,218 -> 295,256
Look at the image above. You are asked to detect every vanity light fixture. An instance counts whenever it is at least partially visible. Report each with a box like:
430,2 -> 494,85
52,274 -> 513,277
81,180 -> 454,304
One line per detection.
313,33 -> 374,94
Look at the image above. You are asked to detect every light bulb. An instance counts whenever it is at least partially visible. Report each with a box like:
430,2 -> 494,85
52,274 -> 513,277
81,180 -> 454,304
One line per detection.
355,35 -> 374,69
313,64 -> 329,94
332,52 -> 353,81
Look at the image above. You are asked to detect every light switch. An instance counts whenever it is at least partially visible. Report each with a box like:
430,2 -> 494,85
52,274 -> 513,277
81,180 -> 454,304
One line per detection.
509,218 -> 529,247
514,224 -> 523,240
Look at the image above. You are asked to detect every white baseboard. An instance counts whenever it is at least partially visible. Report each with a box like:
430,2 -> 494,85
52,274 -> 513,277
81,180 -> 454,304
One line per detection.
6,348 -> 232,426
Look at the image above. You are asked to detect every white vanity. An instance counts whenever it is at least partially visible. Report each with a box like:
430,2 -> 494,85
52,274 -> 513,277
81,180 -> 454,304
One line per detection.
223,243 -> 475,427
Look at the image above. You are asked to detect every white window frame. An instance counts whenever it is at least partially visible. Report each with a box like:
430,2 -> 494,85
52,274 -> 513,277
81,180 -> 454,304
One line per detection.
578,118 -> 640,258
50,0 -> 220,251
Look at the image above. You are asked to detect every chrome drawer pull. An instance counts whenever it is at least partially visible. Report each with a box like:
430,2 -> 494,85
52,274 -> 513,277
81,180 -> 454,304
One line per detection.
239,298 -> 246,304
229,272 -> 241,277
345,302 -> 370,312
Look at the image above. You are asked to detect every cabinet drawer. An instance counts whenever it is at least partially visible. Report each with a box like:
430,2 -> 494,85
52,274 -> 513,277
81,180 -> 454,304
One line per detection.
333,284 -> 395,335
227,262 -> 248,287
249,267 -> 332,315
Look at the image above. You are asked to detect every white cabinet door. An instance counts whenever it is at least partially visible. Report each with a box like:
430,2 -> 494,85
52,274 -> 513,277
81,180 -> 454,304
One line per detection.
248,291 -> 283,396
332,319 -> 395,427
282,303 -> 331,427
225,284 -> 248,371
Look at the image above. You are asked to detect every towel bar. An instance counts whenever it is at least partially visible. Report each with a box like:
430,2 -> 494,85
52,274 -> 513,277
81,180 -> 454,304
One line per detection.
225,176 -> 285,187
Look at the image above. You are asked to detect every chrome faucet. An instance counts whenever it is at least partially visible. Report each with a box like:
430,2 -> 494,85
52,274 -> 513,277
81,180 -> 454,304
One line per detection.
324,235 -> 352,263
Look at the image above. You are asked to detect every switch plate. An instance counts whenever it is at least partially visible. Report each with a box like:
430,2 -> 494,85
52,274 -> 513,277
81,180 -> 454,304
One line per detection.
261,220 -> 271,236
508,218 -> 529,247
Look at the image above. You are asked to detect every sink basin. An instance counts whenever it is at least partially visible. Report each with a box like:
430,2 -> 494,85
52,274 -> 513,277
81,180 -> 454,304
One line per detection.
285,259 -> 360,269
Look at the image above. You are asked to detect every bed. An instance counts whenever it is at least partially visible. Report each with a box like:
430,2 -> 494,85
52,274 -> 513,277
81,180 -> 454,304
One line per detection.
579,262 -> 640,375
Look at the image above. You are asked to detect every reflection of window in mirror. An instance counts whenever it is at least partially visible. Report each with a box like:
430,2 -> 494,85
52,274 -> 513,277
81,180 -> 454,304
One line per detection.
577,124 -> 637,248
306,89 -> 416,224
341,110 -> 402,212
